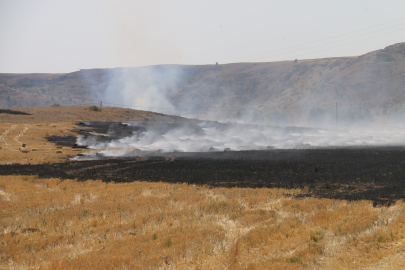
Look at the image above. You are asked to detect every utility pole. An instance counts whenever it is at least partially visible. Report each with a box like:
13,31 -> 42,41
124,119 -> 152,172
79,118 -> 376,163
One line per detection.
336,102 -> 338,129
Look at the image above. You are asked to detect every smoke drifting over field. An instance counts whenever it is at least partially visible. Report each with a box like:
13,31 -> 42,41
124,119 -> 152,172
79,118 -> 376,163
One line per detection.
74,120 -> 405,159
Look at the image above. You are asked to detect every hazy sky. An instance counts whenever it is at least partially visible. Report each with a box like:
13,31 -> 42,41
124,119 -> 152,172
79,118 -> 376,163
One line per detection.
1,0 -> 404,73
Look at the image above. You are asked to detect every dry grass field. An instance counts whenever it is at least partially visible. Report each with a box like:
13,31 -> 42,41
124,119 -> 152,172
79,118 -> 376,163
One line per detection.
2,176 -> 405,269
0,106 -> 176,124
1,107 -> 405,269
0,122 -> 82,165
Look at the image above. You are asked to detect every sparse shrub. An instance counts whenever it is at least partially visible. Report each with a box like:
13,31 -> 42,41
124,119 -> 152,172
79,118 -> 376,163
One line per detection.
51,103 -> 61,107
377,235 -> 385,243
152,233 -> 157,240
164,238 -> 172,247
310,231 -> 324,242
291,204 -> 300,209
287,257 -> 301,263
88,105 -> 101,112
219,201 -> 228,210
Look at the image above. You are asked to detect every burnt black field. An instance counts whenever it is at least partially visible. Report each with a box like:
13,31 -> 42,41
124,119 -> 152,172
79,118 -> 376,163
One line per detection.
0,109 -> 31,115
2,121 -> 405,206
2,147 -> 405,206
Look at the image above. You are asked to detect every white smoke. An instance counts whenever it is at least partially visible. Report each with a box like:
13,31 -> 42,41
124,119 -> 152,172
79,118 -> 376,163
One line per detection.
102,65 -> 183,114
74,120 -> 405,159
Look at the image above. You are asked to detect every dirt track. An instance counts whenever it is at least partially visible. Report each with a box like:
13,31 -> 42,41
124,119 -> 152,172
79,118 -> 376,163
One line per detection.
1,147 -> 405,206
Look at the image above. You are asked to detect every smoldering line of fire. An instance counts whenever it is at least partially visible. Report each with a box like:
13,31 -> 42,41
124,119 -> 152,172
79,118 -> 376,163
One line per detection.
74,120 -> 405,159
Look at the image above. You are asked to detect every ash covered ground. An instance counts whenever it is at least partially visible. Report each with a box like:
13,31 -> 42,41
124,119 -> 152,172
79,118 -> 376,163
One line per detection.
3,120 -> 405,206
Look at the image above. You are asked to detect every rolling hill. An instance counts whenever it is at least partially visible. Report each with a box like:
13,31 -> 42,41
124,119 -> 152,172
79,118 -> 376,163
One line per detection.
1,42 -> 405,126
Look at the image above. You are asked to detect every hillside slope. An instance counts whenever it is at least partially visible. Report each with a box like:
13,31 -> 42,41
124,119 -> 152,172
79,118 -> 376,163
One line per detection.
0,106 -> 186,123
1,42 -> 405,125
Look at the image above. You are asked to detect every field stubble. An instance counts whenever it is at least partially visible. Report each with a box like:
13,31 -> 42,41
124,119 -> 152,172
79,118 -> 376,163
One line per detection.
0,123 -> 83,165
1,175 -> 405,269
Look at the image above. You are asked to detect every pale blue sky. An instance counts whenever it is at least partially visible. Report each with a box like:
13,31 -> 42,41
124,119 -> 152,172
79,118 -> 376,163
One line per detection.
1,0 -> 404,73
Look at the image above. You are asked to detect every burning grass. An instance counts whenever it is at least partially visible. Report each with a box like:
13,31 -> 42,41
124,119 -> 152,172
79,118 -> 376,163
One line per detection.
1,175 -> 405,269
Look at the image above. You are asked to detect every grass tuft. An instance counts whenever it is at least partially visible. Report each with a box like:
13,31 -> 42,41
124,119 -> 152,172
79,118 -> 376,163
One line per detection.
164,238 -> 172,247
287,257 -> 301,263
88,105 -> 101,112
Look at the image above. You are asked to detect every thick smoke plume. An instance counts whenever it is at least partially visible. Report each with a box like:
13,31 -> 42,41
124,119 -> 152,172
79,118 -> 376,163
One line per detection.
98,65 -> 183,114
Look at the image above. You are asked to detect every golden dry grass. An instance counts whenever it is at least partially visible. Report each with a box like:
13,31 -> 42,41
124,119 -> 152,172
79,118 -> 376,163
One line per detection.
1,175 -> 405,269
0,106 -> 177,124
0,122 -> 83,165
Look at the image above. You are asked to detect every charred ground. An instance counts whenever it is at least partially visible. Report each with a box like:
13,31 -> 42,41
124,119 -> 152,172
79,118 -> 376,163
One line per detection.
0,109 -> 31,115
2,119 -> 405,206
2,145 -> 405,206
